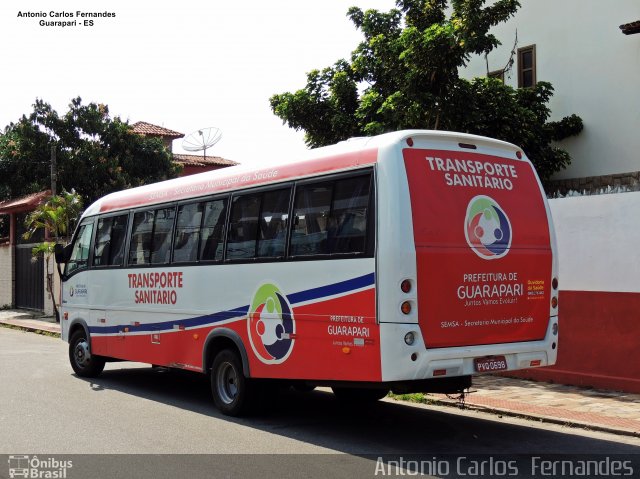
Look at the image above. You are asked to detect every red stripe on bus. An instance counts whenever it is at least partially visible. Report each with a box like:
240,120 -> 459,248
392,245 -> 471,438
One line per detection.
90,288 -> 380,381
99,148 -> 378,213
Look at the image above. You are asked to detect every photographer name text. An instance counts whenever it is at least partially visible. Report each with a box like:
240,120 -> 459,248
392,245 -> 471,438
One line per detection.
17,11 -> 117,28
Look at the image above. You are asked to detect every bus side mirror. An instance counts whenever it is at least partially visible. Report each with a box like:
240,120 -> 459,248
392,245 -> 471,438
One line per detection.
54,243 -> 71,264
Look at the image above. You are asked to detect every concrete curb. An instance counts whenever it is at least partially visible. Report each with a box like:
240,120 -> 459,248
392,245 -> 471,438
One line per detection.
427,397 -> 640,439
0,319 -> 61,337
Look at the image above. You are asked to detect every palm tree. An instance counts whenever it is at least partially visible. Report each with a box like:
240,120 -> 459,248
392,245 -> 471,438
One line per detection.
22,189 -> 83,321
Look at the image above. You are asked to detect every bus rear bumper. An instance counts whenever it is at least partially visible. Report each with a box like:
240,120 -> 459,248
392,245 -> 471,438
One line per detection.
379,317 -> 559,382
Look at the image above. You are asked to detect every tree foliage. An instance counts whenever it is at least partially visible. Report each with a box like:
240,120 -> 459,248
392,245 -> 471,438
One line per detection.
22,189 -> 84,321
270,0 -> 583,180
0,97 -> 180,206
23,189 -> 83,243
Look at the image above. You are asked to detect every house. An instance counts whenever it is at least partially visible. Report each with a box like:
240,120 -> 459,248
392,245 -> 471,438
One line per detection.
0,191 -> 51,312
131,121 -> 238,176
462,0 -> 639,195
461,1 -> 640,392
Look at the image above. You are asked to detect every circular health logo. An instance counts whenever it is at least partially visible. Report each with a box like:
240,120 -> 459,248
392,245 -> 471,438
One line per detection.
248,284 -> 295,364
464,195 -> 512,260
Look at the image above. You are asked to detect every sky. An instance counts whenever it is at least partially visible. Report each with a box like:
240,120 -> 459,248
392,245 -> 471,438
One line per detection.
0,0 -> 396,168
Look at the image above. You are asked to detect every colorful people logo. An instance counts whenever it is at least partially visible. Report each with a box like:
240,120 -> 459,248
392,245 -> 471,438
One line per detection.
248,284 -> 295,364
464,195 -> 512,260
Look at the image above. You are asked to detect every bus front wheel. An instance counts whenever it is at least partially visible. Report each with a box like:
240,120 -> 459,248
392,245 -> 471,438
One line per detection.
210,349 -> 254,416
69,330 -> 105,377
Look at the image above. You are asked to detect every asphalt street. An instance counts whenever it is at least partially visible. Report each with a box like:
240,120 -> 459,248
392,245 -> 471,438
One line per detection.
1,327 -> 639,478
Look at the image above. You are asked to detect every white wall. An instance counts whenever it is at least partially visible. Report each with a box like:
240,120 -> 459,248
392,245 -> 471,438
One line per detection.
549,192 -> 640,293
462,0 -> 640,180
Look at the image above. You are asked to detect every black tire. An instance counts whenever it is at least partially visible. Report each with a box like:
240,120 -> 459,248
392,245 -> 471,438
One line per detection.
69,330 -> 105,377
210,349 -> 254,416
332,386 -> 388,402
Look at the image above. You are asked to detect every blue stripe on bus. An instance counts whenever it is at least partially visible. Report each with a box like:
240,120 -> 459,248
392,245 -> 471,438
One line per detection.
89,306 -> 250,335
88,272 -> 374,335
286,272 -> 375,305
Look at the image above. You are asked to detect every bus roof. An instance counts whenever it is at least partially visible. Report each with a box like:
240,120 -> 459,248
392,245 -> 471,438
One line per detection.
82,130 -> 520,218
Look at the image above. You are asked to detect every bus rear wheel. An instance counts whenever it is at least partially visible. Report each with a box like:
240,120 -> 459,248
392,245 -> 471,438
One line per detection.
332,386 -> 388,402
210,349 -> 254,416
69,330 -> 105,378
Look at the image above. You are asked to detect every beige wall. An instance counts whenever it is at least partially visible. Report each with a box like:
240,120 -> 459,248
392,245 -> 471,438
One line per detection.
0,244 -> 14,307
43,256 -> 61,317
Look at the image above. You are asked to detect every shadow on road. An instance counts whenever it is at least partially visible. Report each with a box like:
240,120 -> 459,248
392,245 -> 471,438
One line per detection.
75,365 -> 640,456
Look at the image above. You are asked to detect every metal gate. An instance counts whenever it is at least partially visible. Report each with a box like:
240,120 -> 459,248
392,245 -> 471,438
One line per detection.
15,244 -> 45,311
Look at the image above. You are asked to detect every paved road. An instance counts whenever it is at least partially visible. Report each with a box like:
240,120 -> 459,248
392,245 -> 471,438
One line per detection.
1,328 -> 639,477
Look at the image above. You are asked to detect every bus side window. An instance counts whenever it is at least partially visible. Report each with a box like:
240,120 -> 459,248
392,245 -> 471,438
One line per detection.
109,215 -> 129,265
93,218 -> 110,267
257,188 -> 291,258
129,211 -> 153,265
200,198 -> 227,261
150,207 -> 176,264
174,203 -> 203,263
290,182 -> 332,256
226,194 -> 261,260
329,176 -> 370,254
128,207 -> 175,266
93,214 -> 128,267
65,221 -> 94,276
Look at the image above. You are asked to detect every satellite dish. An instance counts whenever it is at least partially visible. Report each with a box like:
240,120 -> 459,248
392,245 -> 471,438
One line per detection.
182,127 -> 222,160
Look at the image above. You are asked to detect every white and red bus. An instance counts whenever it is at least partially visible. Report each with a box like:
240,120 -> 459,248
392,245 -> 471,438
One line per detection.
56,130 -> 559,416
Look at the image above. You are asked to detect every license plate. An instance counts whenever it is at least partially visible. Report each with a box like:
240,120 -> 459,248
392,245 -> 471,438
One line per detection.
474,356 -> 507,372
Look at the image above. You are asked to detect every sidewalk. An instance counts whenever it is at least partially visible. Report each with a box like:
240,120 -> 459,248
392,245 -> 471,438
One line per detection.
0,309 -> 60,335
428,375 -> 640,438
1,309 -> 639,437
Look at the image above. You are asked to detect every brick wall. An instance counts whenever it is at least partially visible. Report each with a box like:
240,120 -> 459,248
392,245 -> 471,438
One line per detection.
546,171 -> 640,197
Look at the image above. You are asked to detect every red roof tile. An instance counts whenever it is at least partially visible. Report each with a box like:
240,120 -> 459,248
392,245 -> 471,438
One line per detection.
173,154 -> 238,167
131,121 -> 184,139
620,20 -> 640,35
0,190 -> 51,214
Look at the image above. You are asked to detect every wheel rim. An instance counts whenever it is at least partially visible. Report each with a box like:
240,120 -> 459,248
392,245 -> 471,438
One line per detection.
216,361 -> 239,405
74,339 -> 91,368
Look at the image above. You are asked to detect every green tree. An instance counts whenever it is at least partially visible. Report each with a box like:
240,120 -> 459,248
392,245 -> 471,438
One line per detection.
22,189 -> 84,321
270,0 -> 583,181
0,97 -> 180,206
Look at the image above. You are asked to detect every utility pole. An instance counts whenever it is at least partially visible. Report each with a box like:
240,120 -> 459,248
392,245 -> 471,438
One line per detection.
50,145 -> 57,196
